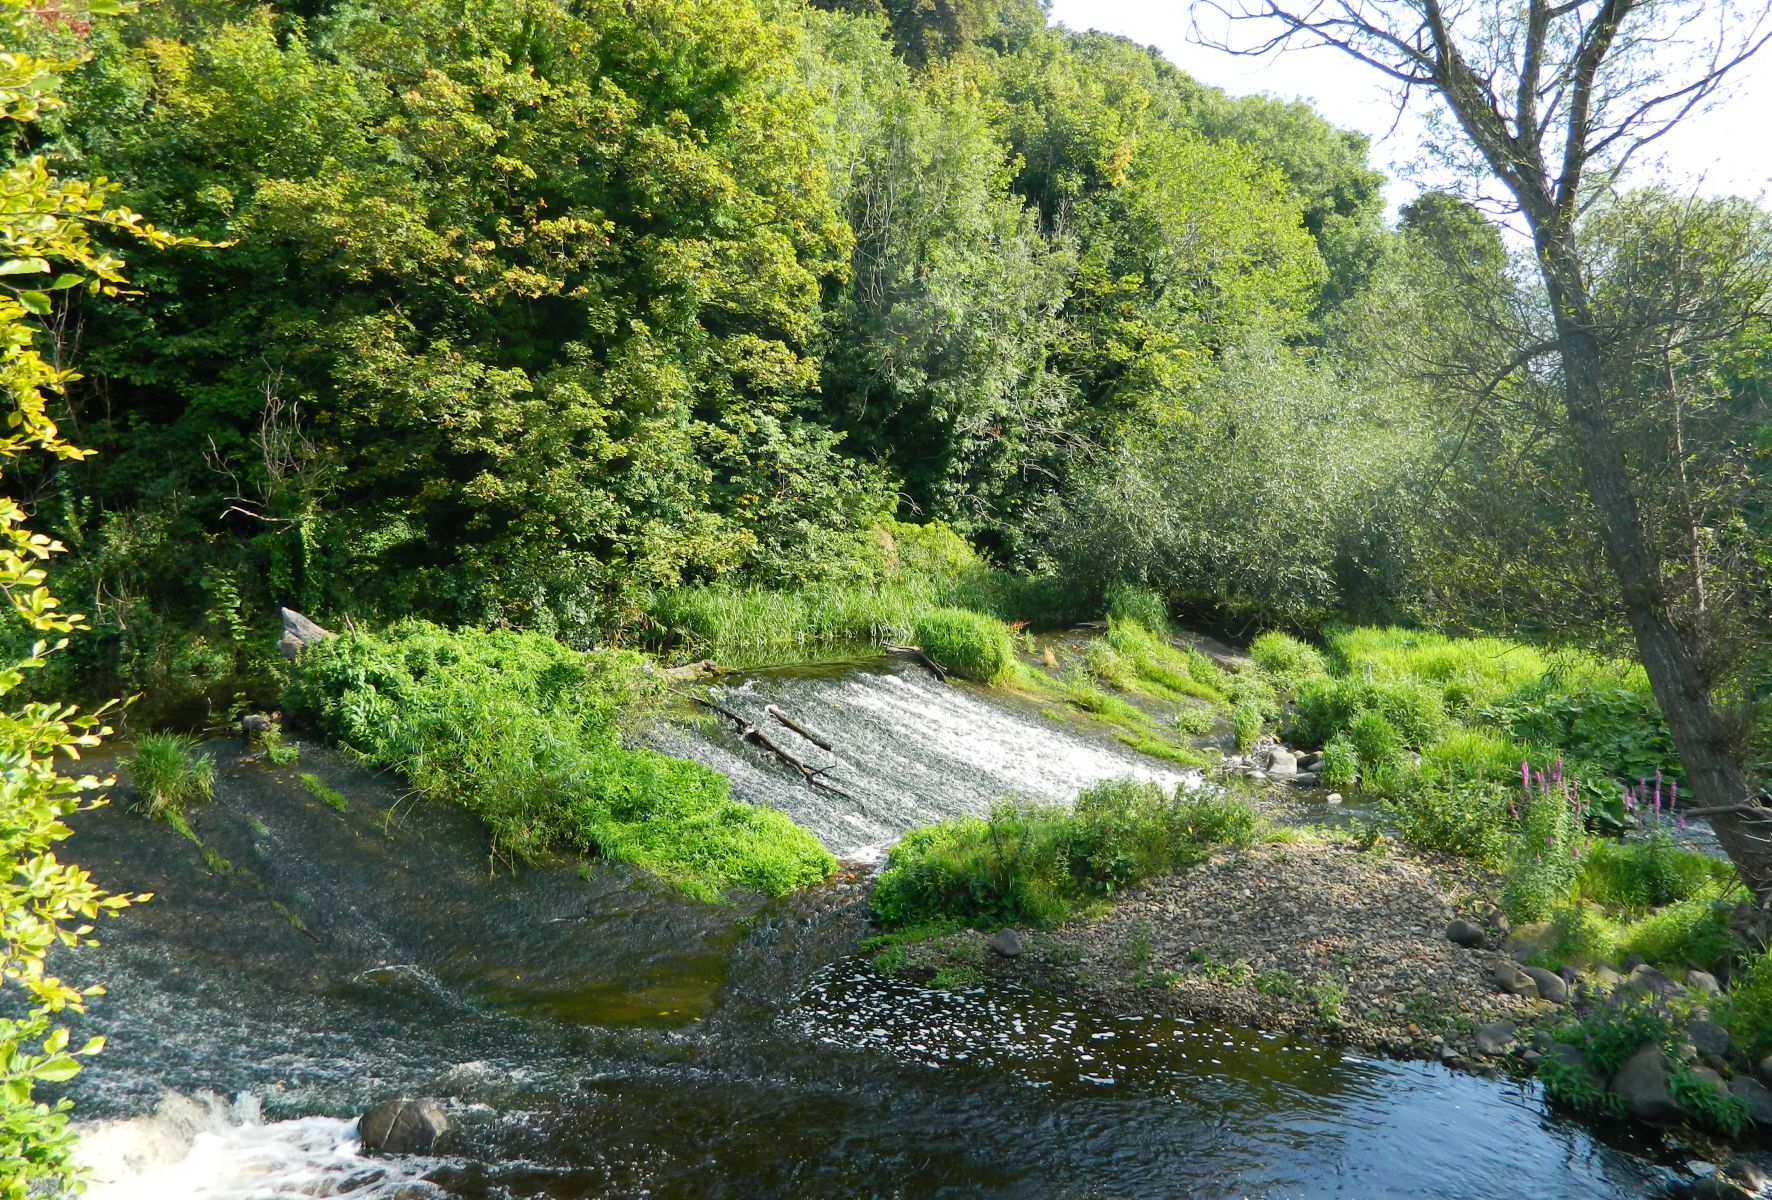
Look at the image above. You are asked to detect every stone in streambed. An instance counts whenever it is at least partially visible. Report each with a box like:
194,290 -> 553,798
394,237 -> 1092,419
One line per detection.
1290,772 -> 1320,787
1626,963 -> 1683,999
1473,1020 -> 1516,1056
989,928 -> 1023,958
1609,1042 -> 1683,1125
1521,966 -> 1568,1005
1687,1019 -> 1730,1059
1263,748 -> 1299,777
1760,1054 -> 1772,1086
358,1098 -> 449,1155
1493,960 -> 1540,999
1728,1076 -> 1772,1129
1686,968 -> 1722,995
1446,919 -> 1485,949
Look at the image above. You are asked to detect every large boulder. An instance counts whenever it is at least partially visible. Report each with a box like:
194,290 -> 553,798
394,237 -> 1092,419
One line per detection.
1263,748 -> 1299,777
1625,963 -> 1682,999
279,607 -> 336,660
1608,1042 -> 1683,1124
1445,919 -> 1485,949
989,928 -> 1023,959
1521,966 -> 1568,1005
1685,968 -> 1722,996
1473,1020 -> 1517,1057
358,1099 -> 449,1155
1728,1076 -> 1772,1129
1686,1019 -> 1730,1060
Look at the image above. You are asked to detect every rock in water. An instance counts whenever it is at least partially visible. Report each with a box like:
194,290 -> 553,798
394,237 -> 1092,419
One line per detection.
1521,966 -> 1568,1005
1445,919 -> 1485,949
358,1099 -> 449,1155
989,928 -> 1023,958
1609,1043 -> 1683,1125
1263,748 -> 1298,777
279,607 -> 336,660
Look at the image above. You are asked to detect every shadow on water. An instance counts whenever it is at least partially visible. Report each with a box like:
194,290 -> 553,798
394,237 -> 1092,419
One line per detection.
55,662 -> 1693,1198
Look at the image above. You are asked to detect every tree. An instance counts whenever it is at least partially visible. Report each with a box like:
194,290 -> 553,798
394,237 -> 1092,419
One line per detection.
1,0 -> 163,1191
1198,0 -> 1772,899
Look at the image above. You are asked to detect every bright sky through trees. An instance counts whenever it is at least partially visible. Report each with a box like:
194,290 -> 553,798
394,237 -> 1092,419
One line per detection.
1048,1 -> 1772,211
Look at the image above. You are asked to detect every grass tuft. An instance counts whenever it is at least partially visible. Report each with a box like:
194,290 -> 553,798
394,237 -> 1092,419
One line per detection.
127,733 -> 215,819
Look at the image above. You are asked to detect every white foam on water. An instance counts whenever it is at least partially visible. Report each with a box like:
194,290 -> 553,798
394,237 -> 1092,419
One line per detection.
77,1091 -> 441,1200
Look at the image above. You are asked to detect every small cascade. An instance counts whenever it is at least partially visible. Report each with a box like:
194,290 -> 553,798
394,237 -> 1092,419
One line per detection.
660,662 -> 1193,857
77,1091 -> 441,1199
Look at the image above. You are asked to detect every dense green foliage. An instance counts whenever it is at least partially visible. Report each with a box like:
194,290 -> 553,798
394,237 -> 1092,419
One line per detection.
284,622 -> 834,900
871,778 -> 1260,930
14,0 -> 1409,717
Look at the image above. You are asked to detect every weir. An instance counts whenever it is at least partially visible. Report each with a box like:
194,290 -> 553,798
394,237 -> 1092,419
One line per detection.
58,661 -> 1688,1199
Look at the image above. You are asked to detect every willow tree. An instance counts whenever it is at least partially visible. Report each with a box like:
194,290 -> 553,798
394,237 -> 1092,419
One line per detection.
1198,0 -> 1772,899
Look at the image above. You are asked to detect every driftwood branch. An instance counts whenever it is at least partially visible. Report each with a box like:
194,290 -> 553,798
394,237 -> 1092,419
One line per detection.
766,704 -> 834,751
690,695 -> 861,802
883,645 -> 948,682
1681,804 -> 1772,819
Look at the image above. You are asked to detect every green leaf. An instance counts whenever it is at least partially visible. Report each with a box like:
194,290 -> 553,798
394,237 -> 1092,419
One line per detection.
0,258 -> 49,276
17,292 -> 52,316
45,275 -> 84,291
32,1056 -> 82,1084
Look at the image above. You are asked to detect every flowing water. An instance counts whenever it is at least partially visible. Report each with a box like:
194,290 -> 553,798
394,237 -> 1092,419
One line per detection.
54,661 -> 1705,1198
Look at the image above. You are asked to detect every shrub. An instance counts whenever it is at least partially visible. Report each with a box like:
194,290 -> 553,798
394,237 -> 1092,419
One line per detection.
1105,583 -> 1170,633
1386,779 -> 1513,866
1576,834 -> 1728,912
1230,702 -> 1264,751
1368,680 -> 1448,747
1248,631 -> 1327,693
1319,735 -> 1359,790
914,609 -> 1015,684
127,733 -> 216,819
1502,779 -> 1582,923
1289,675 -> 1363,747
872,780 -> 1258,930
1724,950 -> 1772,1061
1346,709 -> 1403,774
1084,640 -> 1137,691
285,622 -> 834,900
1538,994 -> 1674,1115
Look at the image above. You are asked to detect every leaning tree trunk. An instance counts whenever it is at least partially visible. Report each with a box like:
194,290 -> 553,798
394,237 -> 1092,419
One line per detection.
1544,250 -> 1772,903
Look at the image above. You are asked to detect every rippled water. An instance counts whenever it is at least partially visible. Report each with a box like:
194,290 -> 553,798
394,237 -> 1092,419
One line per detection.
659,660 -> 1189,857
54,662 -> 1703,1198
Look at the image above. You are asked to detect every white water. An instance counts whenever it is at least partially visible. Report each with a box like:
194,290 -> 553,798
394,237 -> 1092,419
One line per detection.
77,1092 -> 441,1199
662,664 -> 1195,857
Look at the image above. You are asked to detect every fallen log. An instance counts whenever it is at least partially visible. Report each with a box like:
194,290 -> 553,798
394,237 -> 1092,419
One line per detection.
766,704 -> 834,751
689,695 -> 862,803
883,644 -> 948,682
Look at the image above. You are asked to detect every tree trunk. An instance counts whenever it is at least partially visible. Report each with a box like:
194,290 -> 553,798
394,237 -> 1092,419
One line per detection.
1540,240 -> 1772,902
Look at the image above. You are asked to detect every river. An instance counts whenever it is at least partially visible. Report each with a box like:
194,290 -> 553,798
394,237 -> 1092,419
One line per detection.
56,660 -> 1690,1197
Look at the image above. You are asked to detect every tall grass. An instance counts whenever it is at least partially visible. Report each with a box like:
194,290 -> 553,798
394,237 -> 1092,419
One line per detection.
871,778 -> 1260,930
127,733 -> 215,818
284,621 -> 834,900
915,609 -> 1015,684
649,566 -> 1078,669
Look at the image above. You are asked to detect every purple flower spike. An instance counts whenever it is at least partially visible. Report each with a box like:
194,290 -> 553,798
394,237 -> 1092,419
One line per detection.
1522,761 -> 1531,791
1553,757 -> 1563,783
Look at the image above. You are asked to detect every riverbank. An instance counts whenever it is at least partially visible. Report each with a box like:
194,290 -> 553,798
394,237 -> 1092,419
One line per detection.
884,831 -> 1531,1061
